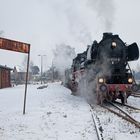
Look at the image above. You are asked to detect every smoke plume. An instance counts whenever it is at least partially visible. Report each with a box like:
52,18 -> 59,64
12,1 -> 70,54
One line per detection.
53,44 -> 76,79
77,50 -> 111,104
65,8 -> 92,44
87,0 -> 115,30
77,67 -> 98,104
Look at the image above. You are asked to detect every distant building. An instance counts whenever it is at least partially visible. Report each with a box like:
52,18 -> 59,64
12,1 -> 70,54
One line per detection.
0,65 -> 12,89
12,66 -> 32,85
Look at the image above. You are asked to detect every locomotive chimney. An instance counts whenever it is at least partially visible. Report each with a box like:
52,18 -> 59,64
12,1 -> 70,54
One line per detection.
103,32 -> 112,39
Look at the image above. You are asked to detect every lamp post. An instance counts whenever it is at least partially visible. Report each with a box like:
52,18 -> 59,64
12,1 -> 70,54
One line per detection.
38,54 -> 46,84
52,60 -> 54,82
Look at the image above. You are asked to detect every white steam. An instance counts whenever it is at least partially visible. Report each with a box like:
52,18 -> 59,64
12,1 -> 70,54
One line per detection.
65,7 -> 92,44
77,51 -> 112,104
49,0 -> 93,44
78,67 -> 98,104
53,44 -> 76,77
48,0 -> 116,47
87,0 -> 115,30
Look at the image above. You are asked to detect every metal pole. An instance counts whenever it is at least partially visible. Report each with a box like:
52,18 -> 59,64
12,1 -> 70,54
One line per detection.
41,55 -> 43,84
23,45 -> 30,115
52,61 -> 54,82
38,55 -> 46,84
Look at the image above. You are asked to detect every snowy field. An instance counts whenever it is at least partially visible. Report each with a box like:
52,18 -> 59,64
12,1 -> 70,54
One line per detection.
0,82 -> 140,140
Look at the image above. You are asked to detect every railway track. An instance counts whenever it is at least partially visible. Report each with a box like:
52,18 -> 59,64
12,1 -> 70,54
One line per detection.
130,91 -> 140,97
89,104 -> 104,140
102,102 -> 140,128
114,101 -> 140,111
131,94 -> 140,98
132,91 -> 140,95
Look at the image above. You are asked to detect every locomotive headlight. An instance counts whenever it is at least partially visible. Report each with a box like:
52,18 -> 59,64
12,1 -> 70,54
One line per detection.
98,78 -> 104,83
128,78 -> 133,83
112,42 -> 117,48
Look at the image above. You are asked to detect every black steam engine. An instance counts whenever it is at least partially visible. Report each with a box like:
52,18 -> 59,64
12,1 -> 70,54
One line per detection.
65,33 -> 139,104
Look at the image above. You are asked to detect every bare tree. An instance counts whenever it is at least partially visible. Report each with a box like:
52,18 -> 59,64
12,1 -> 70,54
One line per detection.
0,30 -> 4,37
29,60 -> 34,71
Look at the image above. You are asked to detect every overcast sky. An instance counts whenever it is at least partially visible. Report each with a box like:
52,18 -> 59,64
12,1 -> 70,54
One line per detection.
0,0 -> 140,71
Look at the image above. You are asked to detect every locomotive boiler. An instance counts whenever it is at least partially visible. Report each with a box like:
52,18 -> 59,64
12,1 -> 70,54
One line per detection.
65,33 -> 139,104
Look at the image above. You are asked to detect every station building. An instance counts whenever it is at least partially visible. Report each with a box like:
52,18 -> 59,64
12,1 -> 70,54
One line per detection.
0,65 -> 12,89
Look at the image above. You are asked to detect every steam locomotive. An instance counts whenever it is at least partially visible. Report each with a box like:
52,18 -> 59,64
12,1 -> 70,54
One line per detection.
65,33 -> 139,104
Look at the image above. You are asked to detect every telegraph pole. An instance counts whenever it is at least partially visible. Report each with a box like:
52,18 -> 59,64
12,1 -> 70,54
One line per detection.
52,60 -> 54,82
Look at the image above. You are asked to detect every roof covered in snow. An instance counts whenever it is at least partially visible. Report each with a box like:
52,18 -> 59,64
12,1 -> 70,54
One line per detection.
0,65 -> 13,70
14,66 -> 26,72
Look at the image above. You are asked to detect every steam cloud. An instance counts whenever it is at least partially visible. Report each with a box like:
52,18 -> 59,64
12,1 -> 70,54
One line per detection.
49,0 -> 115,46
59,0 -> 115,45
87,0 -> 115,30
77,48 -> 112,104
48,0 -> 115,103
65,8 -> 92,44
53,44 -> 76,79
77,67 -> 97,104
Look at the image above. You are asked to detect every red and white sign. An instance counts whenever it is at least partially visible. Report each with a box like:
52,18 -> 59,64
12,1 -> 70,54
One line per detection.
0,37 -> 30,53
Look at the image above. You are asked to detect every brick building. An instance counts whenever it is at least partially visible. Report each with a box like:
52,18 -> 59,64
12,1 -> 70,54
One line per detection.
0,65 -> 12,89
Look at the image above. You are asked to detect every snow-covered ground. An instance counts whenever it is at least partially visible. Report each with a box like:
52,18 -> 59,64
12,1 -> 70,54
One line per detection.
0,83 -> 96,140
0,82 -> 140,140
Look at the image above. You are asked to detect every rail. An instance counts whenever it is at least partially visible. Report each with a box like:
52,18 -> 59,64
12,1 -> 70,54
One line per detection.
131,94 -> 140,98
101,102 -> 140,128
90,104 -> 104,140
114,101 -> 140,111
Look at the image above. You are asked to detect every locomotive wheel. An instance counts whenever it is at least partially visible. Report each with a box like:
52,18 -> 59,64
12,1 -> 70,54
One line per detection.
107,92 -> 112,101
120,95 -> 125,104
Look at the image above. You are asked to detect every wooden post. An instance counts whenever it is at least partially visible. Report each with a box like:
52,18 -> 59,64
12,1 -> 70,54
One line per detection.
23,45 -> 30,115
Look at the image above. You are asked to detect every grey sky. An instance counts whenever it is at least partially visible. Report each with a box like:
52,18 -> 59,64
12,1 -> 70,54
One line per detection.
0,0 -> 140,70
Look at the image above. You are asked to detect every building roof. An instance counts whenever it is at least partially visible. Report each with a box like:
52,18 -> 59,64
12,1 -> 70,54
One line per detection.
0,65 -> 13,70
14,66 -> 26,72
